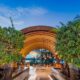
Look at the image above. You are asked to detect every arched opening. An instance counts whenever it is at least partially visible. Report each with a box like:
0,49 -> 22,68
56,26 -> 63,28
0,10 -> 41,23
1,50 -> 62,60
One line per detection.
25,49 -> 54,66
20,26 -> 64,69
20,26 -> 56,57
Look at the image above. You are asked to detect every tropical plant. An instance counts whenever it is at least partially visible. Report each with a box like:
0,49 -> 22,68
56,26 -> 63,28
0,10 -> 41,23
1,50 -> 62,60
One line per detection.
0,25 -> 24,66
56,16 -> 80,67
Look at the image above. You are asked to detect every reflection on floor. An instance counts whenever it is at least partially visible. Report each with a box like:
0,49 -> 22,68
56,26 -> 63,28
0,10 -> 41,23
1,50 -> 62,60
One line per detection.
28,66 -> 55,80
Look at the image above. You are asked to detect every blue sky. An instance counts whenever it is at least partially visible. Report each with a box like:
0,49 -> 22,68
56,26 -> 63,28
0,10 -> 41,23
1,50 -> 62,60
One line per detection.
0,0 -> 80,30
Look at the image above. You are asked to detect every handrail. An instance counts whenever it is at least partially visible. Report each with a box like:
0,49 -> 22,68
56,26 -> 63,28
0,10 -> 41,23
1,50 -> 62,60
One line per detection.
51,68 -> 66,80
12,67 -> 29,79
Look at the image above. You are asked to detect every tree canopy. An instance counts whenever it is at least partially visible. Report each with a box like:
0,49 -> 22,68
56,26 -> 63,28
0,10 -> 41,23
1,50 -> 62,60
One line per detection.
56,17 -> 80,67
0,26 -> 24,66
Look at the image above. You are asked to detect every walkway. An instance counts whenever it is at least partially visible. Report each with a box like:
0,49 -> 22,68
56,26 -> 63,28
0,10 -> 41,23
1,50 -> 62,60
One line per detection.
13,66 -> 66,80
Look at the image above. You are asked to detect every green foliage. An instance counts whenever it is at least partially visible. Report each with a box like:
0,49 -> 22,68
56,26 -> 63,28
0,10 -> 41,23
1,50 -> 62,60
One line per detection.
0,26 -> 24,66
56,16 -> 80,67
51,27 -> 59,33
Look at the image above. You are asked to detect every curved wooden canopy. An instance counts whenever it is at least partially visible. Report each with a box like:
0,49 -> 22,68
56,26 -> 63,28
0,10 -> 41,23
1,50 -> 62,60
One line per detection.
20,26 -> 57,57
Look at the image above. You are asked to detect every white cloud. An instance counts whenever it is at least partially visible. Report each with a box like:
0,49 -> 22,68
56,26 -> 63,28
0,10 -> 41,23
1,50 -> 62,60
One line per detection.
0,6 -> 48,29
0,16 -> 10,27
0,5 -> 77,30
17,7 -> 47,16
0,6 -> 48,18
0,16 -> 25,29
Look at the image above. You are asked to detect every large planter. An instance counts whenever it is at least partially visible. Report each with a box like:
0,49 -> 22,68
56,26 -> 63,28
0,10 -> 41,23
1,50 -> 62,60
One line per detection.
68,63 -> 79,80
61,62 -> 70,79
0,64 -> 13,80
0,68 -> 4,80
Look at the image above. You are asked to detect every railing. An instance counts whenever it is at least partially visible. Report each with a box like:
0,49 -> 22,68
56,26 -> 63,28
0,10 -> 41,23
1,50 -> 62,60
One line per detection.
12,67 -> 29,80
0,67 -> 29,80
51,68 -> 67,80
